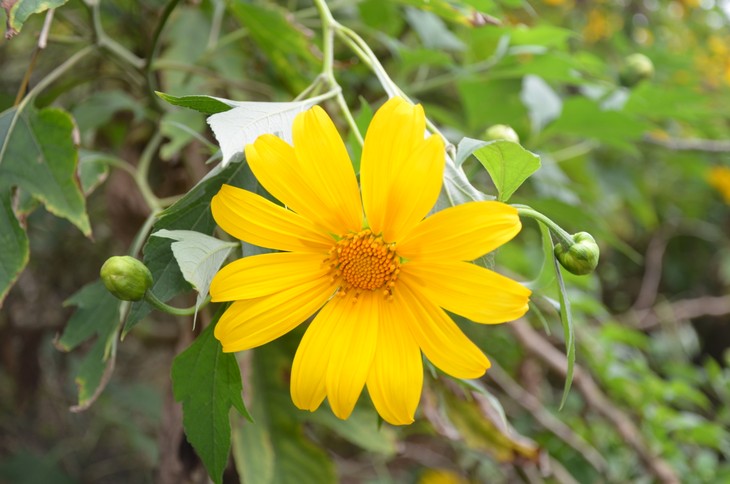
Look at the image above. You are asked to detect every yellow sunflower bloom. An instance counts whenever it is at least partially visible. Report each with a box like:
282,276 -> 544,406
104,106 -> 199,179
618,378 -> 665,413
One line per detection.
209,97 -> 531,425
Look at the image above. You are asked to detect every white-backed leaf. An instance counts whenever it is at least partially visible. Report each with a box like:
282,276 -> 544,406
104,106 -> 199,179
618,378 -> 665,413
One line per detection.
152,229 -> 237,319
207,100 -> 319,166
521,75 -> 562,134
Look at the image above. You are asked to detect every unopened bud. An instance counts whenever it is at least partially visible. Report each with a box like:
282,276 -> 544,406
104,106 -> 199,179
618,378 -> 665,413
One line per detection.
483,124 -> 520,144
100,256 -> 153,301
619,53 -> 654,87
554,232 -> 600,275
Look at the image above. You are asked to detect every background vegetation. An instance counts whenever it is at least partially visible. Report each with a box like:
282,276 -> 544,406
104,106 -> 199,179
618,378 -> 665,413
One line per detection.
1,0 -> 730,483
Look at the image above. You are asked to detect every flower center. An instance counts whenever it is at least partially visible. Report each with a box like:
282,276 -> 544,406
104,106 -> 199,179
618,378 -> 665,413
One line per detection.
327,229 -> 400,299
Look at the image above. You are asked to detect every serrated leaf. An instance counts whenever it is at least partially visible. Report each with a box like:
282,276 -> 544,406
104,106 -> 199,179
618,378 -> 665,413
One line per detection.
0,188 -> 29,305
207,99 -> 318,166
537,221 -> 574,409
152,229 -> 236,314
0,106 -> 90,235
3,0 -> 68,38
469,139 -> 541,202
231,338 -> 336,484
156,92 -> 234,115
172,319 -> 249,484
59,280 -> 122,409
123,160 -> 257,335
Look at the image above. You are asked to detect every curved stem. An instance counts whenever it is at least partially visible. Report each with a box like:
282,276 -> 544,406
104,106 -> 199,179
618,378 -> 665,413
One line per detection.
145,0 -> 183,108
514,204 -> 574,247
135,132 -> 164,212
145,291 -> 211,316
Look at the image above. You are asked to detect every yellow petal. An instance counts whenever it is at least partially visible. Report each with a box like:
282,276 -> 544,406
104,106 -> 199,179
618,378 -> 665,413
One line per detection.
381,135 -> 445,241
325,291 -> 379,420
214,275 -> 337,352
245,135 -> 346,235
290,299 -> 341,412
211,184 -> 332,252
210,252 -> 328,302
397,278 -> 490,379
292,106 -> 362,233
401,260 -> 531,324
366,300 -> 423,425
360,97 -> 427,236
398,201 -> 521,261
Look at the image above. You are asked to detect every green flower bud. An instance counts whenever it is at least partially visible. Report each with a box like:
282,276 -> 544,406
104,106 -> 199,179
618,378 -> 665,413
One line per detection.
483,124 -> 520,144
554,232 -> 600,276
100,256 -> 153,301
619,53 -> 654,87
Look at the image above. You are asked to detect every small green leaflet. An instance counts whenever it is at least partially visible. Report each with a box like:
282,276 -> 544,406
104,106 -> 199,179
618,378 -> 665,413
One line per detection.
152,229 -> 237,319
58,280 -> 122,410
155,92 -> 233,115
3,0 -> 68,38
172,319 -> 250,484
457,137 -> 541,202
0,106 -> 90,235
538,221 -> 575,409
0,188 -> 29,305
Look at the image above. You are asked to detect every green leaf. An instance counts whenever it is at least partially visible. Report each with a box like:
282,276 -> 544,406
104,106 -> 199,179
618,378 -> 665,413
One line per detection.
542,97 -> 646,152
231,338 -> 336,484
123,160 -> 256,335
155,92 -> 233,115
172,319 -> 249,484
303,404 -> 397,456
71,90 -> 145,134
0,188 -> 29,304
0,106 -> 90,235
78,150 -> 111,195
521,75 -> 562,134
229,1 -> 317,91
538,222 -> 575,409
465,138 -> 541,202
152,229 -> 237,313
59,280 -> 122,409
3,0 -> 68,38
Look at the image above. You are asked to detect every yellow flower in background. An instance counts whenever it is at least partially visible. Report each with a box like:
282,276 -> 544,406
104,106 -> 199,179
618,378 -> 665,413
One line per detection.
708,166 -> 730,204
419,468 -> 471,484
209,97 -> 530,425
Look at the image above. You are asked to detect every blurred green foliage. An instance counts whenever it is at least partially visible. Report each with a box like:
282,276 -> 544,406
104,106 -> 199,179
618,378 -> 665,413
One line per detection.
2,0 -> 730,483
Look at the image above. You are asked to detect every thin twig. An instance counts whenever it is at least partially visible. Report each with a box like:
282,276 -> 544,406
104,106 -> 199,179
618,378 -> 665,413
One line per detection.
487,363 -> 608,473
644,134 -> 730,153
632,227 -> 673,311
631,295 -> 730,330
510,319 -> 680,484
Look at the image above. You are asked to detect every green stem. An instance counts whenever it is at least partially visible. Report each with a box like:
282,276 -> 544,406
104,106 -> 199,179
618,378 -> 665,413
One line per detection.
514,204 -> 574,247
145,291 -> 210,316
91,2 -> 145,69
135,132 -> 164,211
129,211 -> 159,258
145,0 -> 183,108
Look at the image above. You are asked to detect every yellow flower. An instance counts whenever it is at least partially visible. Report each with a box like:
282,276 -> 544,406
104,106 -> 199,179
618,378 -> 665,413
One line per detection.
419,468 -> 470,484
708,166 -> 730,204
209,97 -> 530,425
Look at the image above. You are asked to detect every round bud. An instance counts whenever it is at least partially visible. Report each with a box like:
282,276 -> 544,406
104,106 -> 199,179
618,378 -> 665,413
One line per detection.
100,256 -> 153,301
619,53 -> 654,87
554,232 -> 600,276
483,124 -> 520,144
